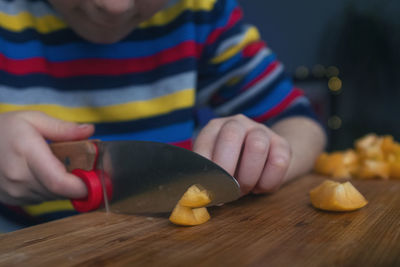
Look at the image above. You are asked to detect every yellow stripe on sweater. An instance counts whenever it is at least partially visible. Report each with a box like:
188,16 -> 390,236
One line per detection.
211,27 -> 260,64
139,0 -> 217,28
0,12 -> 67,33
23,200 -> 74,216
0,0 -> 217,33
0,89 -> 195,123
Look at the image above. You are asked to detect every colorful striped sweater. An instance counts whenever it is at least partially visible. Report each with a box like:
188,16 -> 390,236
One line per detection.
0,0 -> 316,226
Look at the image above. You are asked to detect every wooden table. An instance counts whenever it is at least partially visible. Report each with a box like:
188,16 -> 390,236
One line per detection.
1,174 -> 400,266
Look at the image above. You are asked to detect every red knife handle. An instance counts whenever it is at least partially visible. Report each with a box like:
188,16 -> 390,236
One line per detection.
49,140 -> 112,212
70,169 -> 112,212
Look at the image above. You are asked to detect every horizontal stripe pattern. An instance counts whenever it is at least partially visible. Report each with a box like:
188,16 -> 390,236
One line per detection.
0,72 -> 196,106
139,0 -> 217,28
0,42 -> 199,77
0,25 -> 200,60
0,11 -> 66,33
215,63 -> 284,115
94,120 -> 194,143
197,47 -> 271,104
0,0 -> 218,33
0,58 -> 196,90
253,88 -> 305,123
23,200 -> 74,216
0,1 -> 229,45
93,108 -> 193,136
0,89 -> 195,123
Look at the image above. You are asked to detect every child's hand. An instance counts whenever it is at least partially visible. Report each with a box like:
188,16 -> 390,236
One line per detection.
193,114 -> 291,196
0,111 -> 94,205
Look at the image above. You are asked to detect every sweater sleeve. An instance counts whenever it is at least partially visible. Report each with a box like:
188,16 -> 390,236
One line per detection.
196,0 -> 319,125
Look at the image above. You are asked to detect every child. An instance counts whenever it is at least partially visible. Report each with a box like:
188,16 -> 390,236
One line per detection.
0,0 -> 325,228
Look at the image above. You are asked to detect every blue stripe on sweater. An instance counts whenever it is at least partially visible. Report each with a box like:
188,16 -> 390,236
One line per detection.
93,120 -> 194,143
94,108 -> 193,136
242,78 -> 293,117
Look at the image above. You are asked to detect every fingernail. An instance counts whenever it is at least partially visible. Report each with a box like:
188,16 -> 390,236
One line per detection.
78,124 -> 92,129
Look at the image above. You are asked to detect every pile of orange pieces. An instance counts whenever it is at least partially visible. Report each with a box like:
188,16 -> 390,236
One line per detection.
314,134 -> 400,179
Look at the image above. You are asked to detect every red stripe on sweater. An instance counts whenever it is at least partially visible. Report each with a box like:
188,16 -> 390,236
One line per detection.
242,40 -> 265,58
196,7 -> 242,56
253,88 -> 304,123
171,139 -> 192,150
241,61 -> 279,92
0,41 -> 199,77
205,7 -> 243,46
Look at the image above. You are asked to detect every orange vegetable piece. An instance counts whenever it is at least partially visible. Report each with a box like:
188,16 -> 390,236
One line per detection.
314,134 -> 400,180
169,185 -> 211,226
169,204 -> 210,226
355,160 -> 390,179
314,150 -> 358,178
179,184 -> 211,208
310,180 -> 368,211
314,152 -> 340,176
355,134 -> 384,161
380,135 -> 400,156
389,160 -> 400,179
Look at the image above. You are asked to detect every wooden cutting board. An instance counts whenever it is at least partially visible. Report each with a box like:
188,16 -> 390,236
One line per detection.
1,174 -> 400,266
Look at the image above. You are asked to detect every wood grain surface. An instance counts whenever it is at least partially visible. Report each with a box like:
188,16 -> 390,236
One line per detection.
1,174 -> 400,267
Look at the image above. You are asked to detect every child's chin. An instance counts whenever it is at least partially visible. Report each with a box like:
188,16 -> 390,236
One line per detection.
82,34 -> 127,44
75,29 -> 131,44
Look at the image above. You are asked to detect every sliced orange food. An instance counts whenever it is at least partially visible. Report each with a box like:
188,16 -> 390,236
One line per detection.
380,135 -> 400,156
310,180 -> 368,211
389,160 -> 400,179
314,152 -> 338,176
355,160 -> 390,179
314,150 -> 358,178
355,134 -> 384,161
169,204 -> 210,226
179,184 -> 211,208
169,185 -> 211,226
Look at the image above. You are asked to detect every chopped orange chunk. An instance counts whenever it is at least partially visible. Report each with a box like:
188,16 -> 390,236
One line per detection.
314,134 -> 400,180
169,185 -> 212,226
355,134 -> 384,161
389,160 -> 400,179
310,180 -> 368,211
355,160 -> 390,179
381,135 -> 400,156
314,150 -> 358,178
179,184 -> 211,208
169,204 -> 210,226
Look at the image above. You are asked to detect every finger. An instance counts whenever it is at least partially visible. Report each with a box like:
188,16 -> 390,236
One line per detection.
19,111 -> 94,141
0,180 -> 50,206
0,193 -> 44,206
29,180 -> 61,200
236,128 -> 269,195
193,119 -> 225,160
0,152 -> 55,202
253,136 -> 291,194
25,136 -> 88,199
211,119 -> 246,176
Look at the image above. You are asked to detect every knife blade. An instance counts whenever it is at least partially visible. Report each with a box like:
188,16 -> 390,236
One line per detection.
50,140 -> 240,214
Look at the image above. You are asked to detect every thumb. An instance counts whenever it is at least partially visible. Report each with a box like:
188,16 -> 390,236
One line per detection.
20,111 -> 95,141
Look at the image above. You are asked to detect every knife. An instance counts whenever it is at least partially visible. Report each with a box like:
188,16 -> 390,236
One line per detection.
49,140 -> 240,214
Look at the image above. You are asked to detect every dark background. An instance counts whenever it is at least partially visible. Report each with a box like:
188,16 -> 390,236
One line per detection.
238,0 -> 400,151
